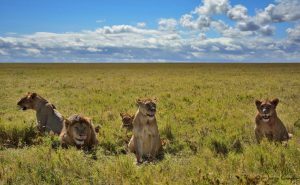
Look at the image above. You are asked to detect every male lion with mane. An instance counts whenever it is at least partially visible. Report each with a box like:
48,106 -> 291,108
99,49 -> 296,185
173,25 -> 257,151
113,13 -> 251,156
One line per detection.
17,92 -> 63,134
255,98 -> 292,143
128,98 -> 162,164
60,114 -> 98,149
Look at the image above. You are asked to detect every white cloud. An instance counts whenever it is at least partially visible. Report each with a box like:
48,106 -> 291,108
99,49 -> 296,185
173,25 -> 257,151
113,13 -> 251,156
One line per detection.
227,5 -> 248,21
287,24 -> 300,42
260,25 -> 275,36
158,18 -> 177,31
25,48 -> 41,55
1,0 -> 300,62
137,22 -> 146,28
211,20 -> 229,32
194,0 -> 230,15
0,49 -> 8,55
256,0 -> 300,24
180,14 -> 211,30
237,21 -> 260,31
180,14 -> 196,29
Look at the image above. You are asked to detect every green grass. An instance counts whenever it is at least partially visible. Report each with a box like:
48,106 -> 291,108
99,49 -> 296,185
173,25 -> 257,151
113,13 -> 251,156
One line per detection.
0,63 -> 300,184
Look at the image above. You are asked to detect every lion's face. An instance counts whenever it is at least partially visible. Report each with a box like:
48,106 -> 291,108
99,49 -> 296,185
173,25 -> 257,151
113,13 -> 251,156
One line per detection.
255,98 -> 279,122
66,115 -> 92,146
70,122 -> 90,145
120,113 -> 134,129
17,92 -> 37,110
137,98 -> 157,118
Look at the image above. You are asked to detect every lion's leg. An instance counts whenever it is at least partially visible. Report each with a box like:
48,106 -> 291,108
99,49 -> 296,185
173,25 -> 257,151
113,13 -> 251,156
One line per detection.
36,113 -> 47,133
149,137 -> 156,161
128,136 -> 135,153
36,124 -> 46,133
134,136 -> 143,164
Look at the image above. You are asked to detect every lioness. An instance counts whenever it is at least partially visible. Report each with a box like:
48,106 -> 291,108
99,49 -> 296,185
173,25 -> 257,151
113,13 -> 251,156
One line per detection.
128,98 -> 162,164
120,112 -> 134,131
255,98 -> 292,143
17,92 -> 63,134
60,114 -> 98,149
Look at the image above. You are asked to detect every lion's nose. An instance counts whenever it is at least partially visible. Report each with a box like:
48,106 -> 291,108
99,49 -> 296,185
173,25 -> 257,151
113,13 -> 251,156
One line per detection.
262,108 -> 268,114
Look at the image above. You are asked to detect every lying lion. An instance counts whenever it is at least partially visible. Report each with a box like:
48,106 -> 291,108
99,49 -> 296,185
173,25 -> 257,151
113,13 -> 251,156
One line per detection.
120,112 -> 134,131
17,92 -> 63,134
128,98 -> 162,164
60,114 -> 98,149
255,98 -> 292,143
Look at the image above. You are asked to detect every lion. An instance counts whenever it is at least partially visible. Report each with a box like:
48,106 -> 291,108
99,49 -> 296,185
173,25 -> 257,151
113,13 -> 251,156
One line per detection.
17,92 -> 63,134
120,112 -> 134,131
128,98 -> 162,164
255,98 -> 292,143
60,114 -> 98,149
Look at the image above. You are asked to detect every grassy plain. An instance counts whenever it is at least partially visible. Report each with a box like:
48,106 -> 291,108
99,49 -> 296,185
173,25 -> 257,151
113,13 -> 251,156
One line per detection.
0,63 -> 299,184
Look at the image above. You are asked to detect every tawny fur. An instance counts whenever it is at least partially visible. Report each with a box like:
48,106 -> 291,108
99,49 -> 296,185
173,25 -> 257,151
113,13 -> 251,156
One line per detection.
17,92 -> 63,134
255,98 -> 292,143
128,98 -> 162,163
120,112 -> 134,131
60,114 -> 98,149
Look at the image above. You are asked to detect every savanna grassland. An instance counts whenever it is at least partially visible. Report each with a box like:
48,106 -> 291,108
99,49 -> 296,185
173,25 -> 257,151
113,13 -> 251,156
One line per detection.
0,63 -> 300,185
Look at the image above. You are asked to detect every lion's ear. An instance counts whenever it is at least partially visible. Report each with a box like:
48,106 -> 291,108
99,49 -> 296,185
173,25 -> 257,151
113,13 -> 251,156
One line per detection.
30,92 -> 37,99
131,114 -> 135,119
86,117 -> 92,124
64,119 -> 71,128
271,98 -> 279,107
120,112 -> 124,118
94,126 -> 100,133
153,97 -> 158,103
136,98 -> 143,106
255,100 -> 262,108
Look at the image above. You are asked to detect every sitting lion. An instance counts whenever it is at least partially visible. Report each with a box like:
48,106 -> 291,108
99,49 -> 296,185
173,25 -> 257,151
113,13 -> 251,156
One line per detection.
120,112 -> 134,131
60,114 -> 98,149
128,98 -> 162,164
17,92 -> 63,134
255,98 -> 292,143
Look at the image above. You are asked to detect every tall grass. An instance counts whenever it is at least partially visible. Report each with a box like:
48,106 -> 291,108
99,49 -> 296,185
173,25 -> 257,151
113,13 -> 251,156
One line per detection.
0,63 -> 299,184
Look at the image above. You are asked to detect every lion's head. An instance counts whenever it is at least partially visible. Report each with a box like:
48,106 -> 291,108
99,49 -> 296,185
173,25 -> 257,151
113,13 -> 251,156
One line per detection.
255,98 -> 279,122
120,112 -> 134,130
136,98 -> 157,118
65,114 -> 97,146
17,92 -> 37,110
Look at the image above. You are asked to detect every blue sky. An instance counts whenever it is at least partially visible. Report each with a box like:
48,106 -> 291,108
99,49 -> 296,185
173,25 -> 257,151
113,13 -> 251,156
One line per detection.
0,0 -> 300,62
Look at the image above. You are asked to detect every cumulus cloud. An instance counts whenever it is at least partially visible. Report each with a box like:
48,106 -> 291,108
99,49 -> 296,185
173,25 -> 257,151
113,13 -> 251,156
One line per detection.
0,25 -> 187,62
193,0 -> 230,15
0,0 -> 300,62
260,25 -> 275,36
256,0 -> 300,24
287,24 -> 300,42
237,21 -> 260,31
158,18 -> 177,31
180,14 -> 196,29
227,5 -> 248,21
